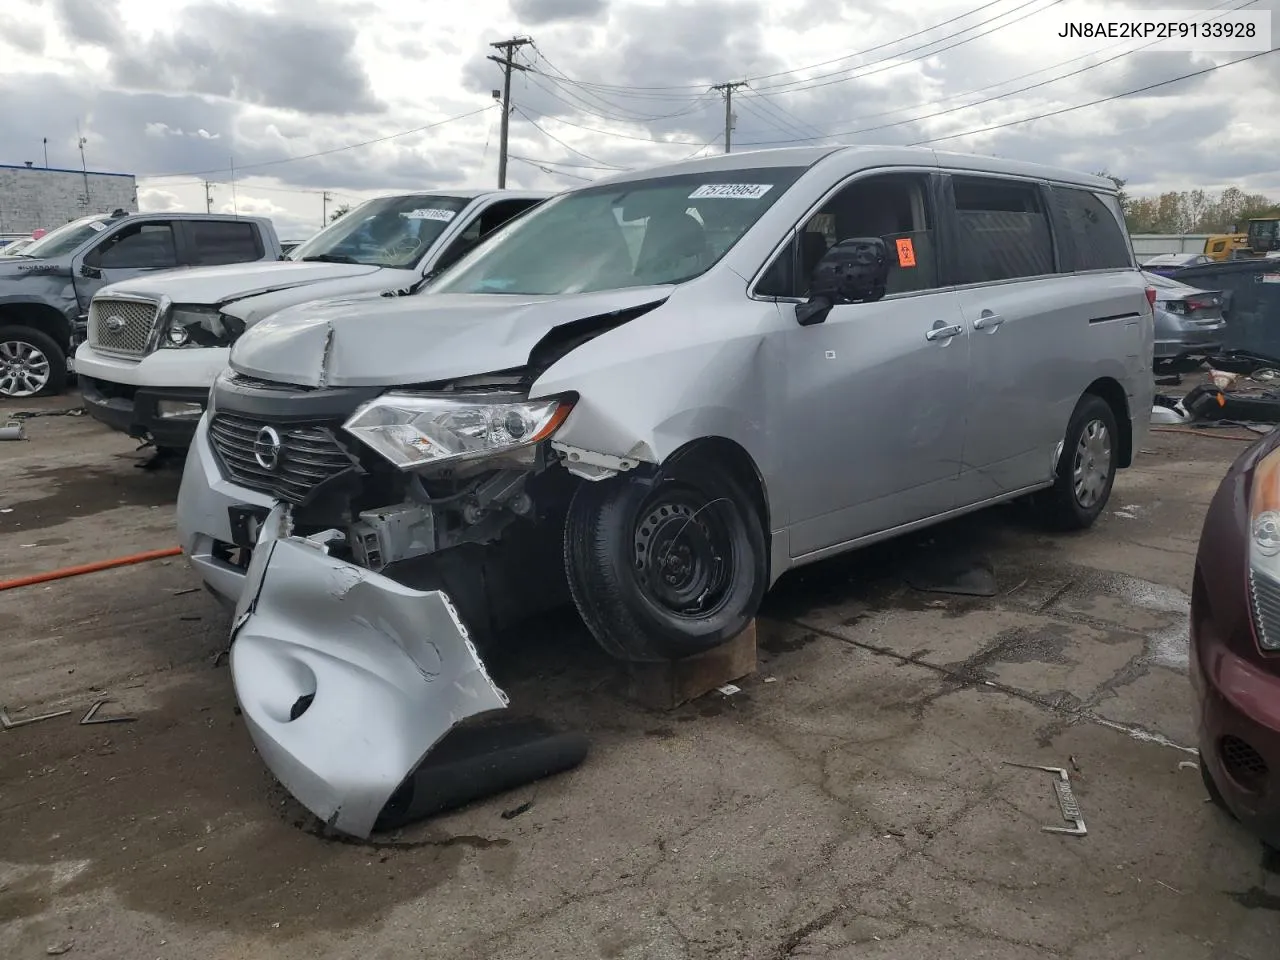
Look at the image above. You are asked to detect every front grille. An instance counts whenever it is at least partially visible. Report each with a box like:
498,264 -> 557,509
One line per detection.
208,412 -> 355,504
1249,569 -> 1280,650
1219,735 -> 1269,793
88,298 -> 160,356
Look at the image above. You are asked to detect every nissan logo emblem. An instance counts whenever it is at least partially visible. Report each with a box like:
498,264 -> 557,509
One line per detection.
253,425 -> 282,471
105,315 -> 126,332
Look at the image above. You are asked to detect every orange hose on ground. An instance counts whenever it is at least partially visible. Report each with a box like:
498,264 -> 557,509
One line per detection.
0,546 -> 183,592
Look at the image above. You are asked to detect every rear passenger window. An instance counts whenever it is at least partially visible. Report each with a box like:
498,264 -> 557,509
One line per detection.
189,221 -> 263,266
1055,187 -> 1131,271
755,172 -> 941,298
950,177 -> 1053,284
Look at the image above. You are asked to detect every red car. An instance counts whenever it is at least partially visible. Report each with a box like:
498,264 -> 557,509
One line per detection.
1192,431 -> 1280,849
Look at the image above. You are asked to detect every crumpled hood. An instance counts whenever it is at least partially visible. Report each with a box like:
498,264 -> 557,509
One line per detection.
99,260 -> 387,308
218,267 -> 417,327
229,285 -> 675,387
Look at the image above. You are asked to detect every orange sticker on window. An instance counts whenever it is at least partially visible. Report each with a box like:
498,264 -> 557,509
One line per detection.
896,237 -> 916,268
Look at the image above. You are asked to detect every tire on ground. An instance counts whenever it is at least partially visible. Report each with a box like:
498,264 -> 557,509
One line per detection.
563,460 -> 767,662
1036,392 -> 1119,531
0,324 -> 67,398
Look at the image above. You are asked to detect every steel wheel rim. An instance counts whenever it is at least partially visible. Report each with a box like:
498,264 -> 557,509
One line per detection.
632,484 -> 735,619
1072,419 -> 1112,509
0,339 -> 51,398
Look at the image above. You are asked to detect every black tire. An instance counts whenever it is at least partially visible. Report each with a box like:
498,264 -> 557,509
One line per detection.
564,462 -> 767,662
0,325 -> 67,399
1037,393 -> 1119,531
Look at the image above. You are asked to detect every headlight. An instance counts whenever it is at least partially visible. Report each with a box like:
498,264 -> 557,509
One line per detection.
343,392 -> 572,470
162,306 -> 237,348
1248,446 -> 1280,650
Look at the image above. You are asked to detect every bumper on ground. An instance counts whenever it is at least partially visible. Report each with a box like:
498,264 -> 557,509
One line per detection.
229,504 -> 509,838
1192,621 -> 1280,848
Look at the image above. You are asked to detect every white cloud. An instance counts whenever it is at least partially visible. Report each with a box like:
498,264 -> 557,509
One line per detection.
2,0 -> 1277,237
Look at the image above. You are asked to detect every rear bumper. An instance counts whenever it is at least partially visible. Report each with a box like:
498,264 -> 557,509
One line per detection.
1155,337 -> 1223,362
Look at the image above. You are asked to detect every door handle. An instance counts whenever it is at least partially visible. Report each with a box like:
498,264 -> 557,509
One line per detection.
973,312 -> 1004,330
925,323 -> 963,342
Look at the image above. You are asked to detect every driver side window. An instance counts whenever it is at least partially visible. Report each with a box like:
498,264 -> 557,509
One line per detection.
87,222 -> 178,270
756,173 -> 940,299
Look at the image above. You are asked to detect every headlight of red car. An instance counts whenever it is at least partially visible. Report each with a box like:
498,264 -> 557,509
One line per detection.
1248,447 -> 1280,651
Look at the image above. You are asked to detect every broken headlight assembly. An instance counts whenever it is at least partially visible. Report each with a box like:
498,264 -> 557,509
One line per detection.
162,306 -> 246,348
1248,445 -> 1280,651
342,392 -> 573,470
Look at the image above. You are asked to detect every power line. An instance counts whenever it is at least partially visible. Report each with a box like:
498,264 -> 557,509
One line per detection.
735,0 -> 1259,146
506,105 -> 706,146
143,105 -> 497,180
508,154 -> 621,172
740,0 -> 1252,142
909,47 -> 1278,146
522,0 -> 1016,94
509,103 -> 627,169
509,156 -> 594,182
528,47 -> 714,122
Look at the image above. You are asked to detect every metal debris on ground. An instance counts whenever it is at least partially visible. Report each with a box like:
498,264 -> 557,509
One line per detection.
501,800 -> 534,820
79,699 -> 136,725
716,683 -> 741,696
1,705 -> 72,729
173,587 -> 200,596
904,551 -> 998,597
45,941 -> 74,955
1003,761 -> 1088,837
1178,760 -> 1200,771
0,419 -> 26,441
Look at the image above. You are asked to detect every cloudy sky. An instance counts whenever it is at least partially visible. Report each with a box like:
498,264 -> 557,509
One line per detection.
1,0 -> 1276,240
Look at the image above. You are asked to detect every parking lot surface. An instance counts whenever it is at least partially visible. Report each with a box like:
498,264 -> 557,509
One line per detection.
2,399 -> 1279,960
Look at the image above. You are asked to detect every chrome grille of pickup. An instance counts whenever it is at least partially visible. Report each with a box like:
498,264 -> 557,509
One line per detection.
88,298 -> 160,356
208,412 -> 355,504
1250,568 -> 1280,650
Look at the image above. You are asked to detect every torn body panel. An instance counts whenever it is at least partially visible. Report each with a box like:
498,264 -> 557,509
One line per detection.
229,504 -> 508,838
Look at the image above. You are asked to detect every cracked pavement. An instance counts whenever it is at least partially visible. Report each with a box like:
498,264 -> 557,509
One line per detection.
1,400 -> 1278,959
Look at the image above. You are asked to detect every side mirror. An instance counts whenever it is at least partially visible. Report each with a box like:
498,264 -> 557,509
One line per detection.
795,237 -> 890,327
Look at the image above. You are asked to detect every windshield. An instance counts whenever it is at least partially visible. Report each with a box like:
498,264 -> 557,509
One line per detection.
287,194 -> 473,268
430,167 -> 805,296
21,215 -> 112,259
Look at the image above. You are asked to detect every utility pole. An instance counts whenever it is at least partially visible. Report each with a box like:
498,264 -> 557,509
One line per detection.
711,81 -> 747,153
42,137 -> 48,168
204,181 -> 214,213
76,119 -> 90,206
322,191 -> 332,225
487,36 -> 532,189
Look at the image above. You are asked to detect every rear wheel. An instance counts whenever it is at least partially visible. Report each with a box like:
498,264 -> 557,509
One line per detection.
564,462 -> 767,662
0,325 -> 66,399
1036,393 -> 1118,530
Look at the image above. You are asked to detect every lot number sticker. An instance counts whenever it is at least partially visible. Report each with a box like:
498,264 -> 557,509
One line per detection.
896,237 -> 916,268
402,208 -> 457,222
688,184 -> 772,200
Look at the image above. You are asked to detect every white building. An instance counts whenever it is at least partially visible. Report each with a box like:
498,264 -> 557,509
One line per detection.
0,162 -> 138,236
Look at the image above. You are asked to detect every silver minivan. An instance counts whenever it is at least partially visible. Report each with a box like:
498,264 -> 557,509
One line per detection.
176,145 -> 1154,835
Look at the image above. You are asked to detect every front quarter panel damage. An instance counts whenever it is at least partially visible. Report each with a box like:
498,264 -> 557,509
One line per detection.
531,289 -> 786,521
229,505 -> 508,838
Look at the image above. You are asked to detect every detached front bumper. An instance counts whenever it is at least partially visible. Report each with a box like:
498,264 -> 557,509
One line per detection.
229,504 -> 509,838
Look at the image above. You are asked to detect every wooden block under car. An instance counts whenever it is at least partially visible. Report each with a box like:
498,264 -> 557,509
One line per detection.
624,620 -> 758,710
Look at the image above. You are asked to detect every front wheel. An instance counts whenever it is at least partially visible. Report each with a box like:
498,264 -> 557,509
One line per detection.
1036,393 -> 1119,531
0,325 -> 67,399
564,463 -> 767,662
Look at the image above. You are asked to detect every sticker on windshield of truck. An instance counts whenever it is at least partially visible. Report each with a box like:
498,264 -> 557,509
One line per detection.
1262,273 -> 1280,284
688,184 -> 772,200
87,221 -> 106,231
402,208 -> 457,222
896,238 -> 916,268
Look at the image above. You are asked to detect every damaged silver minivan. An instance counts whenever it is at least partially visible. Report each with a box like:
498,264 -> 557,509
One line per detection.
177,145 -> 1153,835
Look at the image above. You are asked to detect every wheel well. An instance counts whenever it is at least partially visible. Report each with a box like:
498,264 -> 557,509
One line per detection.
1084,377 -> 1132,468
0,303 -> 73,351
663,436 -> 771,536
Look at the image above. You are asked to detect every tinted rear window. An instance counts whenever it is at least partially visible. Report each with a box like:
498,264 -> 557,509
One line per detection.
189,221 -> 263,266
1055,187 -> 1131,271
951,177 -> 1054,284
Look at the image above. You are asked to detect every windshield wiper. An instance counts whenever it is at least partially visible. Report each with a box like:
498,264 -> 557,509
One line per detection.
298,254 -> 362,264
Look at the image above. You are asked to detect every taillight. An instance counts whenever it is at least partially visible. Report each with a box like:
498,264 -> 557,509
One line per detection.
1186,299 -> 1212,311
1146,287 -> 1157,308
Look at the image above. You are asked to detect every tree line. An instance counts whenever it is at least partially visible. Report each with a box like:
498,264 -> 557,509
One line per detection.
1097,172 -> 1280,235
